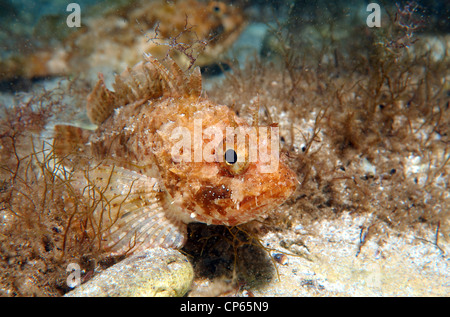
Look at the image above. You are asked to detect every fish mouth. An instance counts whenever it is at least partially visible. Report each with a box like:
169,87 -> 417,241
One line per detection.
228,177 -> 298,225
198,17 -> 246,66
224,163 -> 296,212
193,182 -> 295,226
191,164 -> 298,226
238,187 -> 293,214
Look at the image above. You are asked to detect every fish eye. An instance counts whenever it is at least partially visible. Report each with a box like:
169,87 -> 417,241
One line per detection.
222,147 -> 250,176
224,149 -> 237,165
210,2 -> 225,15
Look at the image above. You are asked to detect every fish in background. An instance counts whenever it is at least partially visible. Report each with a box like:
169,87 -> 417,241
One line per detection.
0,0 -> 246,82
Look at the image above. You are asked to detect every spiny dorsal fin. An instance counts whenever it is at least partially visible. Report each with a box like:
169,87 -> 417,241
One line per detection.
149,54 -> 202,98
86,54 -> 202,125
187,65 -> 202,97
71,163 -> 187,255
112,61 -> 164,106
86,73 -> 118,125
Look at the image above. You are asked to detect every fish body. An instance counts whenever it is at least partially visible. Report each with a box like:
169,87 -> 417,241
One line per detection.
0,0 -> 245,81
54,55 -> 297,254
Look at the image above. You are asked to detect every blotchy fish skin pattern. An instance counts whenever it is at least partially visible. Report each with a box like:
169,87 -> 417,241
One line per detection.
54,54 -> 298,255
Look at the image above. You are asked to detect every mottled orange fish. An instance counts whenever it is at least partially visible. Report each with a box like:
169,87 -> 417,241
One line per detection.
54,54 -> 297,255
0,0 -> 245,81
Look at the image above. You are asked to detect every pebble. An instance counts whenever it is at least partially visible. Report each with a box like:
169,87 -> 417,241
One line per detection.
65,248 -> 194,297
273,253 -> 288,265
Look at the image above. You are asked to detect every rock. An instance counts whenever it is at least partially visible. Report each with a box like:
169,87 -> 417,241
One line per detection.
65,248 -> 193,297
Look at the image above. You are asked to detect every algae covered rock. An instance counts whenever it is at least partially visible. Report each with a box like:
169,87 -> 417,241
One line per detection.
65,248 -> 193,297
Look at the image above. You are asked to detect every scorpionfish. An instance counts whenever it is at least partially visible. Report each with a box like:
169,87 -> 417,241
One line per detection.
54,54 -> 298,255
0,0 -> 245,81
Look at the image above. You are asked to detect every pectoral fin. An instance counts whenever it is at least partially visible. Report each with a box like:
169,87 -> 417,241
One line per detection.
71,163 -> 187,255
53,124 -> 91,158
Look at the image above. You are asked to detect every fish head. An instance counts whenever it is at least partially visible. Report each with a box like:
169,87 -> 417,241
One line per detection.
193,1 -> 247,66
205,1 -> 246,37
133,0 -> 246,68
165,103 -> 298,226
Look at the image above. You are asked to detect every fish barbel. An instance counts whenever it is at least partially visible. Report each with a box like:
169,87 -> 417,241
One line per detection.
54,54 -> 298,255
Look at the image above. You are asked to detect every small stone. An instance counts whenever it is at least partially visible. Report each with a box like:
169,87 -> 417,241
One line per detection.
65,248 -> 193,297
273,253 -> 288,265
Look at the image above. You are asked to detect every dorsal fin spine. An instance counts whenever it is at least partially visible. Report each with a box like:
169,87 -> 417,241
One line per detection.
86,53 -> 203,125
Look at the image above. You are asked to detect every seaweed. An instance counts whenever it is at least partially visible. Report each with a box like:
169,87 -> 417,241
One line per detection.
208,0 -> 449,255
0,0 -> 448,297
0,85 -> 110,296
